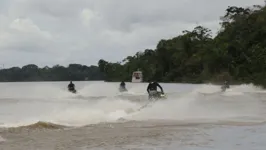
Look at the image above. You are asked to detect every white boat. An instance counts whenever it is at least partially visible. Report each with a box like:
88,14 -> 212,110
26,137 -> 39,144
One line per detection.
131,70 -> 143,83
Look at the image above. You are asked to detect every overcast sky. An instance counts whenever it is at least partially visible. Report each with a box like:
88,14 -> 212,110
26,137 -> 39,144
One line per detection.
0,0 -> 264,68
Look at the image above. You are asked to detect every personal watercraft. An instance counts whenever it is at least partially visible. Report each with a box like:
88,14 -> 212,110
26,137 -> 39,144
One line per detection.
68,87 -> 77,94
148,91 -> 166,100
119,86 -> 128,92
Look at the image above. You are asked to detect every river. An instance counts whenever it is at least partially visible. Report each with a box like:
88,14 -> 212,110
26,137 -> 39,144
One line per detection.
0,81 -> 266,150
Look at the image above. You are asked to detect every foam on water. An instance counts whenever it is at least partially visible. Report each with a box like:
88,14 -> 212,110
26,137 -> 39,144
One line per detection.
0,135 -> 5,142
0,82 -> 265,128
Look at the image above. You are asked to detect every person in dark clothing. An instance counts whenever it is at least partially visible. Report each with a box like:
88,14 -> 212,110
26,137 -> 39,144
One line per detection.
68,81 -> 76,92
221,80 -> 230,92
119,81 -> 127,92
120,81 -> 125,88
147,81 -> 164,99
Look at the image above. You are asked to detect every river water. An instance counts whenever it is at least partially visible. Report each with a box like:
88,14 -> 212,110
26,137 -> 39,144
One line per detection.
0,81 -> 266,150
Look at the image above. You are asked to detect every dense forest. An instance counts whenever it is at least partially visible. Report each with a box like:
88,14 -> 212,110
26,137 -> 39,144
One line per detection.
98,4 -> 266,87
0,64 -> 104,82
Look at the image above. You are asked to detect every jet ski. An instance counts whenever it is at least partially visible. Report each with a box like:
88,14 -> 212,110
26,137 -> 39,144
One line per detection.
119,86 -> 128,92
68,87 -> 77,94
221,83 -> 230,92
148,91 -> 166,100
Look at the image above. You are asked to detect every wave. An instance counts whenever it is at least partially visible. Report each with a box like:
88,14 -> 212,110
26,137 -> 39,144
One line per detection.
2,119 -> 266,131
4,121 -> 67,130
0,135 -> 5,142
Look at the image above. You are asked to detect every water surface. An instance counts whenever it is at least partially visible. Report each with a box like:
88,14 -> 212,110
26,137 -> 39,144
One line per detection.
0,81 -> 266,150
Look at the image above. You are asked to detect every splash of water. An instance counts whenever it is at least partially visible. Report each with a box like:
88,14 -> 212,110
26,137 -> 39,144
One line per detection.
0,82 -> 265,128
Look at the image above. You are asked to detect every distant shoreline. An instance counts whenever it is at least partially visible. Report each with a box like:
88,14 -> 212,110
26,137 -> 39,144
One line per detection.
0,80 -> 255,88
103,80 -> 249,86
0,80 -> 104,83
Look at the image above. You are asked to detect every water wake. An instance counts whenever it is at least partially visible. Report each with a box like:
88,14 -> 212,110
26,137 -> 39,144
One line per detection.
0,82 -> 265,129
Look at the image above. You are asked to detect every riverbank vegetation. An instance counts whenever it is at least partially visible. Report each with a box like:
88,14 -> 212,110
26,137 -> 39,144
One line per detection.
98,4 -> 266,88
0,64 -> 104,81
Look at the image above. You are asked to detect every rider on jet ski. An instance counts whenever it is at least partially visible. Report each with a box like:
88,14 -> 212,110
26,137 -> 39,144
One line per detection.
147,81 -> 164,99
221,80 -> 230,92
119,81 -> 127,92
120,81 -> 126,88
68,81 -> 76,92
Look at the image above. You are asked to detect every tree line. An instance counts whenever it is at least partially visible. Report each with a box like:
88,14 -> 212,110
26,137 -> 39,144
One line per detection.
1,4 -> 266,88
98,4 -> 266,88
0,64 -> 104,82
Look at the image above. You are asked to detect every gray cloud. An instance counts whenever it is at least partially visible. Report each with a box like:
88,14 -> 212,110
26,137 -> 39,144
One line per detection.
0,0 -> 264,68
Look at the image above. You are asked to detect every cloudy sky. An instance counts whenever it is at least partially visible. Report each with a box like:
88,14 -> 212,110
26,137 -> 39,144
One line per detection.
0,0 -> 264,68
